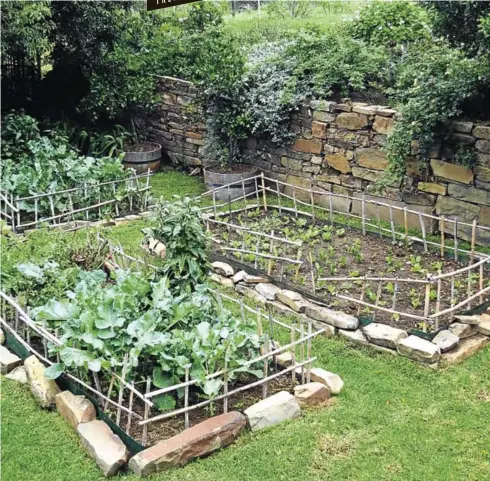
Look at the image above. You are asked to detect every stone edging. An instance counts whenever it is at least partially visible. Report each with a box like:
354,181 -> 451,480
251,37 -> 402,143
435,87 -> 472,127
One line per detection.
210,262 -> 490,368
1,323 -> 344,477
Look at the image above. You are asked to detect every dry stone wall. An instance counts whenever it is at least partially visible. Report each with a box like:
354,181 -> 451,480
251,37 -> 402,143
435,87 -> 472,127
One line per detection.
144,76 -> 490,241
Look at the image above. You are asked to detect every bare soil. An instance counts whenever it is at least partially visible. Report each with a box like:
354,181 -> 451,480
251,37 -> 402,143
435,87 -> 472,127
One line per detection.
211,209 -> 485,332
120,373 -> 297,446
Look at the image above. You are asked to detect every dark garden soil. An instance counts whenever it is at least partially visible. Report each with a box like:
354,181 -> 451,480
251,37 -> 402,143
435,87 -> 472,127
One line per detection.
122,372 -> 301,446
211,209 -> 486,332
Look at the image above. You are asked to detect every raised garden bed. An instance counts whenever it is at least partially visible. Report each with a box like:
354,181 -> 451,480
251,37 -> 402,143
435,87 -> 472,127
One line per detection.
1,171 -> 152,233
0,239 -> 329,476
202,174 -> 490,334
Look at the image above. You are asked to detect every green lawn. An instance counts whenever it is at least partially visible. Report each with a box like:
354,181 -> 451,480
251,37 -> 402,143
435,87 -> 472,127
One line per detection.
3,339 -> 490,481
2,170 -> 490,481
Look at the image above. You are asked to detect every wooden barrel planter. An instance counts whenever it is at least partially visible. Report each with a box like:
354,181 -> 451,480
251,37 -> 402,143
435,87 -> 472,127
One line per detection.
122,142 -> 162,174
204,165 -> 259,201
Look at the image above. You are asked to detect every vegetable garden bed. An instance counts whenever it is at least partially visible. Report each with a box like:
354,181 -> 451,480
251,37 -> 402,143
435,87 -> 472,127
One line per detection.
0,239 -> 324,449
202,174 -> 490,335
1,171 -> 151,233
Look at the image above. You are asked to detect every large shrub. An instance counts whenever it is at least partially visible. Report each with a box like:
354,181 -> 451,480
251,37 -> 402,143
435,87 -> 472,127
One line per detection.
381,41 -> 487,182
350,1 -> 431,48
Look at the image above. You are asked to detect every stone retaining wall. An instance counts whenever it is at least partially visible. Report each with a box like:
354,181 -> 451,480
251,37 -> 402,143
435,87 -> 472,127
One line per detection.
143,76 -> 490,240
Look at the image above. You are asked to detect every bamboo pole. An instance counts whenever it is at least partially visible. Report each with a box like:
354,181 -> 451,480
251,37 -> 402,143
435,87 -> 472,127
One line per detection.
116,356 -> 128,426
361,193 -> 366,236
431,285 -> 490,318
418,213 -> 428,253
453,220 -> 458,261
357,277 -> 367,316
104,376 -> 115,411
184,368 -> 190,428
306,322 -> 312,383
440,217 -> 445,257
261,172 -> 267,212
139,358 -> 315,427
336,294 -> 428,321
142,377 -> 151,446
290,324 -> 296,388
126,382 -> 135,434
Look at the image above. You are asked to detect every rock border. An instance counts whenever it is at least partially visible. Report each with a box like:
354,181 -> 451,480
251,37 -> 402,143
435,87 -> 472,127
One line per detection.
210,262 -> 490,368
3,332 -> 343,478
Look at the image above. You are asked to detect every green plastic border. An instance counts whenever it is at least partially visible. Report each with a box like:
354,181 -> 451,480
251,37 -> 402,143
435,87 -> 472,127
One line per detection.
4,328 -> 145,454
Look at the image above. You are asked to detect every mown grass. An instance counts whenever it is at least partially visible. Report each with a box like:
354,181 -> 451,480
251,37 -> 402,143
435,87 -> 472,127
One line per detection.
3,338 -> 490,481
3,169 -> 490,481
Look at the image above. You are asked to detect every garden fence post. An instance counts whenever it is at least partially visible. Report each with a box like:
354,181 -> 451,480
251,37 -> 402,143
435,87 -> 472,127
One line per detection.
260,172 -> 267,212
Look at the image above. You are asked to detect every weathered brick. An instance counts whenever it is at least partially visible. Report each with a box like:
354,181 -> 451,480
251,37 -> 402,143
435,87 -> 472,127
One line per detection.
476,139 -> 490,154
311,121 -> 327,139
281,157 -> 302,171
430,159 -> 473,184
336,113 -> 369,130
352,103 -> 378,115
452,121 -> 474,133
325,153 -> 351,174
292,139 -> 322,154
418,182 -> 447,196
351,166 -> 382,182
357,148 -> 389,170
447,183 -> 490,206
373,116 -> 394,135
473,124 -> 490,140
312,111 -> 336,122
435,195 -> 480,221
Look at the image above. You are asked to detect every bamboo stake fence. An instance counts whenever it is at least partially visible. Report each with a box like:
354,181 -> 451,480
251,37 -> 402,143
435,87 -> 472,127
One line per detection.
201,174 -> 490,331
0,241 -> 323,444
0,171 -> 152,232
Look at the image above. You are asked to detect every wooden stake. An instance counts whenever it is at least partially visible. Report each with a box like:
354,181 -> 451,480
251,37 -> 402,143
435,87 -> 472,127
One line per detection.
440,216 -> 445,257
142,377 -> 151,446
403,207 -> 409,245
126,381 -> 135,434
104,376 -> 115,411
184,368 -> 190,428
290,324 -> 296,388
260,172 -> 267,212
453,220 -> 458,261
306,322 -> 312,383
419,213 -> 428,253
361,193 -> 366,236
470,219 -> 477,263
276,180 -> 282,213
116,356 -> 128,426
267,231 -> 274,275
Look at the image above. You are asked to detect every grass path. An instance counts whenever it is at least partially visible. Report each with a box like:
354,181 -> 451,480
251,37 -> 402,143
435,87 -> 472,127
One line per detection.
2,170 -> 490,480
3,338 -> 490,481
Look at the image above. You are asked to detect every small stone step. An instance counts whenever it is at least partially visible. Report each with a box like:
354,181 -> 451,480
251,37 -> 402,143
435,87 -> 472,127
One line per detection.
5,365 -> 28,384
294,382 -> 331,407
338,328 -> 369,346
56,391 -> 96,429
275,351 -> 293,367
310,368 -> 344,395
448,322 -> 476,339
397,335 -> 441,364
454,314 -> 481,325
478,315 -> 490,336
305,305 -> 359,330
129,412 -> 246,476
243,272 -> 269,284
363,323 -> 407,349
255,283 -> 281,301
276,290 -> 309,313
232,270 -> 247,283
432,330 -> 459,353
77,420 -> 129,477
212,261 -> 234,277
24,355 -> 61,408
0,345 -> 22,374
244,391 -> 301,432
441,335 -> 489,365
